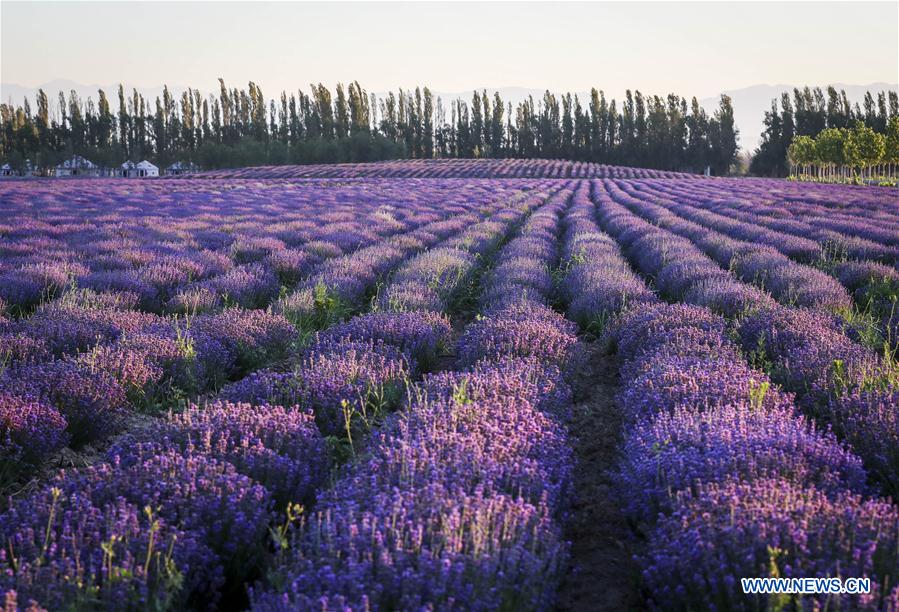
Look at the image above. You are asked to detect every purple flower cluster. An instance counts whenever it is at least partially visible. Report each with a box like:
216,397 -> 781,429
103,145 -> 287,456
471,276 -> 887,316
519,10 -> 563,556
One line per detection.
192,158 -> 699,179
0,392 -> 68,485
317,311 -> 453,372
560,182 -> 658,330
217,369 -> 305,407
378,247 -> 477,312
169,263 -> 280,312
48,447 -> 269,602
0,485 -> 210,611
644,478 -> 899,610
294,336 -> 413,434
457,304 -> 581,373
606,302 -> 899,609
0,360 -> 129,447
189,308 -> 297,378
252,186 -> 580,610
828,386 -> 899,493
114,400 -> 328,509
1,302 -> 161,362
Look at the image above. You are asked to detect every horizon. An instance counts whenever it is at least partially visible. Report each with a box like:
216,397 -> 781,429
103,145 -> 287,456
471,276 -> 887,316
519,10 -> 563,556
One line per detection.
4,77 -> 898,102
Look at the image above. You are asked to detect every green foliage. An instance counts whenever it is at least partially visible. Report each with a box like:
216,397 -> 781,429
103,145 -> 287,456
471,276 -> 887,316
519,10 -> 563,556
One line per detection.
2,80 -> 741,174
787,135 -> 815,166
844,121 -> 885,170
815,127 -> 846,166
750,86 -> 896,177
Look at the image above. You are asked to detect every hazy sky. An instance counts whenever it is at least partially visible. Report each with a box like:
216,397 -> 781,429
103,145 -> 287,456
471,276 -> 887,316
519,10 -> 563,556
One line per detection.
2,1 -> 897,98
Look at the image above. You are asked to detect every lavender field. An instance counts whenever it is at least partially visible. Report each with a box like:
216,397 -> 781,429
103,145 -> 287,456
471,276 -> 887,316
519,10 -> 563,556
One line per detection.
0,161 -> 898,611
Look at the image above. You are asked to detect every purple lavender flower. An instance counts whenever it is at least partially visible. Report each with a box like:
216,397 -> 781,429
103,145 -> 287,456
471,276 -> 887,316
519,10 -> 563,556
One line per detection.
0,360 -> 129,447
0,485 -> 212,611
71,445 -> 273,593
457,304 -> 582,374
116,401 -> 329,508
641,477 -> 899,611
296,337 -> 412,434
0,392 -> 68,485
617,403 -> 869,523
317,311 -> 452,372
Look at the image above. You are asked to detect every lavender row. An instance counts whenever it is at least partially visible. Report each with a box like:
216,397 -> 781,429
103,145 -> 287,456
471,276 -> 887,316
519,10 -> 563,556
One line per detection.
0,179 -> 518,314
636,179 -> 899,348
644,179 -> 898,261
0,309 -> 467,607
250,189 -> 581,610
558,181 -> 657,332
218,195 -> 547,439
590,181 -> 899,495
602,179 -> 853,311
184,158 -> 699,180
607,304 -> 898,610
374,187 -> 553,314
551,191 -> 899,608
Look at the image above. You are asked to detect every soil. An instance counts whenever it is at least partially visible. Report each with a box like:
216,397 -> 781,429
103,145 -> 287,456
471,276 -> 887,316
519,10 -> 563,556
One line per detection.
554,343 -> 645,612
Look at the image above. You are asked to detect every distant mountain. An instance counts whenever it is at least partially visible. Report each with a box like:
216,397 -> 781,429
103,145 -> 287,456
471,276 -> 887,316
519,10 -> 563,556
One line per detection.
3,81 -> 895,153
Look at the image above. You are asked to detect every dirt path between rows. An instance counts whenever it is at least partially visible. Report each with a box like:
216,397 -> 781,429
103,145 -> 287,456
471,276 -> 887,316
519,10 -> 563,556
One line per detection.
554,343 -> 644,611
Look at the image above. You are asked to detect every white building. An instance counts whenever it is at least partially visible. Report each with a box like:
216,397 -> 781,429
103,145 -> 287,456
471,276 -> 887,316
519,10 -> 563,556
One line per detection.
119,160 -> 136,177
120,160 -> 159,178
0,164 -> 13,178
55,155 -> 100,177
166,161 -> 200,176
136,160 -> 159,177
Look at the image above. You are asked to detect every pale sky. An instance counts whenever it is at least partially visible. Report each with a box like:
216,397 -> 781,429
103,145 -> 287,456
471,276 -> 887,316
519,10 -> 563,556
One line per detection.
1,1 -> 897,99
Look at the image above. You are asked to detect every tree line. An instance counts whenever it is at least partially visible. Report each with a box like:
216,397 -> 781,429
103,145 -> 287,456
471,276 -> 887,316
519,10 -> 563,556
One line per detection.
0,80 -> 739,175
750,86 -> 898,177
787,118 -> 899,183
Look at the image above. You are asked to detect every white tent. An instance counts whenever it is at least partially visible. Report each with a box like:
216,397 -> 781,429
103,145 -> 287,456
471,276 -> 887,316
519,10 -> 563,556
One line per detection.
55,155 -> 100,177
166,161 -> 199,175
135,160 -> 159,177
120,160 -> 159,178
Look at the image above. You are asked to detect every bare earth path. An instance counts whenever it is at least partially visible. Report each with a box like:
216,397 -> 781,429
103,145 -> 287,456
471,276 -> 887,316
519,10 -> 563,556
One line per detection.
554,344 -> 645,611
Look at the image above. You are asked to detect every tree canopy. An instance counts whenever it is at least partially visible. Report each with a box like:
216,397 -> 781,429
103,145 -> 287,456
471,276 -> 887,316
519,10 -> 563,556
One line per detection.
1,80 -> 740,175
750,86 -> 897,176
